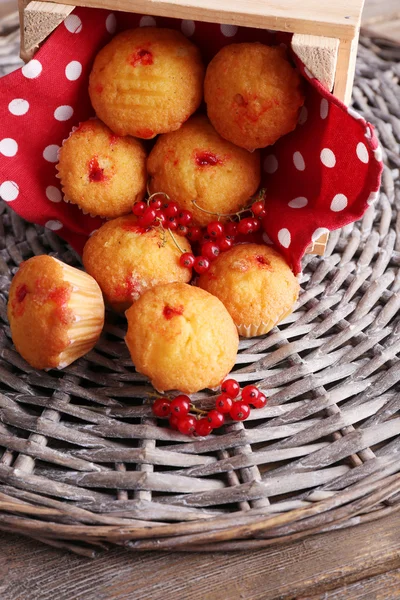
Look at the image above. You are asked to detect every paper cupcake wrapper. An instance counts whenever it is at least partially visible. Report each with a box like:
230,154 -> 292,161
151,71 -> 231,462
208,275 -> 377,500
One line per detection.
236,305 -> 296,338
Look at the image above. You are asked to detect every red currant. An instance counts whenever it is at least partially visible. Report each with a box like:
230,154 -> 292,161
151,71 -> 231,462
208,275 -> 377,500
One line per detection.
194,256 -> 210,274
241,385 -> 260,404
251,218 -> 261,232
218,236 -> 234,252
225,222 -> 238,237
177,414 -> 197,435
170,395 -> 190,416
207,409 -> 225,428
207,221 -> 225,239
152,398 -> 171,418
155,211 -> 166,227
221,378 -> 240,398
187,226 -> 202,242
149,197 -> 162,210
167,216 -> 178,230
195,418 -> 213,437
215,393 -> 233,414
169,414 -> 180,430
251,201 -> 266,217
178,210 -> 193,226
202,241 -> 220,261
164,202 -> 179,218
138,207 -> 157,227
177,224 -> 189,237
237,218 -> 255,235
132,201 -> 147,216
251,393 -> 267,409
201,233 -> 212,244
230,401 -> 250,421
179,252 -> 195,268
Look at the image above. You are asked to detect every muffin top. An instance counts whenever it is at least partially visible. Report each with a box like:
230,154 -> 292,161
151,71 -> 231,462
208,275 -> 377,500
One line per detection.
125,282 -> 239,393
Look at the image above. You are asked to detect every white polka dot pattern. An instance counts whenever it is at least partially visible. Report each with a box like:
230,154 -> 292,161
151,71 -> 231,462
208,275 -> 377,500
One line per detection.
356,142 -> 369,164
330,194 -> 348,212
139,15 -> 156,27
65,61 -> 82,81
64,15 -> 82,33
0,139 -> 18,157
278,228 -> 291,248
0,181 -> 19,201
54,106 -> 74,121
45,219 -> 63,231
220,24 -> 238,37
8,99 -> 29,116
263,155 -> 278,174
46,186 -> 62,203
106,13 -> 117,34
181,20 -> 195,36
320,148 -> 336,168
320,99 -> 329,120
43,145 -> 60,163
288,197 -> 308,208
22,60 -> 42,79
293,151 -> 305,171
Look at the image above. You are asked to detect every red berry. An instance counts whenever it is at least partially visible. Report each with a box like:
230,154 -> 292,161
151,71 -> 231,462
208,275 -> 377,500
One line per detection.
202,241 -> 220,261
164,202 -> 179,218
230,401 -> 250,421
177,224 -> 189,237
152,398 -> 171,418
149,197 -> 162,210
207,409 -> 225,428
251,218 -> 261,232
225,222 -> 238,237
251,393 -> 267,409
138,207 -> 157,227
132,201 -> 146,216
221,378 -> 240,398
170,394 -> 190,416
237,218 -> 255,235
167,216 -> 178,230
215,393 -> 233,414
195,418 -> 213,437
251,201 -> 266,217
201,233 -> 212,244
178,210 -> 193,226
194,256 -> 210,274
207,221 -> 225,239
177,414 -> 197,435
242,385 -> 260,404
179,252 -> 195,268
169,414 -> 180,430
187,226 -> 202,242
218,236 -> 234,252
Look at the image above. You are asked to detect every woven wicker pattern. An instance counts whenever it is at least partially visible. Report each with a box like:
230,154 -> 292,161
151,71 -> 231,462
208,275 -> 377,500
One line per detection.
0,22 -> 400,555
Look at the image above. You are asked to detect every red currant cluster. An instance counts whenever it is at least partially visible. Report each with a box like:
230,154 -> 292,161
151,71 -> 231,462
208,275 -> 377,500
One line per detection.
132,190 -> 267,276
151,378 -> 267,437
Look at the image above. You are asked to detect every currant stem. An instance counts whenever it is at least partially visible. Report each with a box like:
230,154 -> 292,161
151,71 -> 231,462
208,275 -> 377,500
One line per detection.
191,199 -> 254,220
147,190 -> 170,205
168,228 -> 186,253
189,404 -> 208,416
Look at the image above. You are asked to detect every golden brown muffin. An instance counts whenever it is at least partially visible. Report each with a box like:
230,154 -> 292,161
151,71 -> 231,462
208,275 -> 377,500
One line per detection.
83,215 -> 192,312
7,256 -> 104,370
125,283 -> 239,393
57,119 -> 147,219
148,115 -> 260,226
89,28 -> 204,138
198,243 -> 299,337
204,43 -> 304,151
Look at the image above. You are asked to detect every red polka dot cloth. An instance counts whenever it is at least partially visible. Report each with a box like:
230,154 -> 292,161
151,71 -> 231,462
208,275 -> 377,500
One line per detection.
0,8 -> 382,274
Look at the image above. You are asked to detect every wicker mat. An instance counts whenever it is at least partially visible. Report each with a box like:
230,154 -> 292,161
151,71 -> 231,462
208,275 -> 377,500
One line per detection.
0,17 -> 400,556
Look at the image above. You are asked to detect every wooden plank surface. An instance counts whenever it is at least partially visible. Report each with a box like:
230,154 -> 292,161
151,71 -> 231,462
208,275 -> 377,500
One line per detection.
1,512 -> 400,600
361,0 -> 400,43
35,0 -> 362,39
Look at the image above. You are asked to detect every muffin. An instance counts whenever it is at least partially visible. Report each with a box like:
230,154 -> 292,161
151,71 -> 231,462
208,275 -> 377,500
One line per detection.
83,215 -> 192,312
148,115 -> 260,226
89,28 -> 204,138
204,43 -> 304,151
7,256 -> 104,370
198,244 -> 299,337
125,283 -> 239,393
57,119 -> 147,219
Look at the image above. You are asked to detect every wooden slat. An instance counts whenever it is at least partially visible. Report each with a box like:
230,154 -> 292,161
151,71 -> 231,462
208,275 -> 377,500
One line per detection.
35,0 -> 362,40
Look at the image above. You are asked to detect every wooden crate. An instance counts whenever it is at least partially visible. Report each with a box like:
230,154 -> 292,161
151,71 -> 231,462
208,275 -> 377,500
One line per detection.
18,0 -> 366,254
